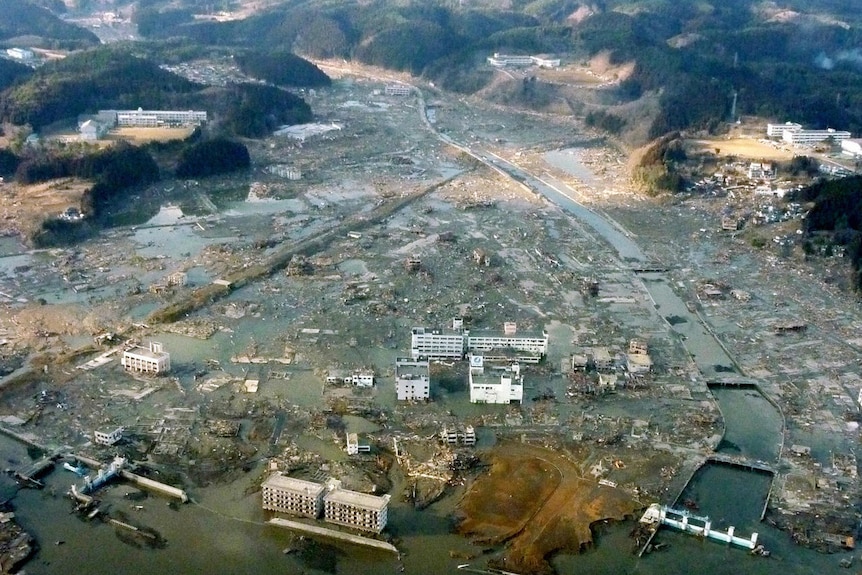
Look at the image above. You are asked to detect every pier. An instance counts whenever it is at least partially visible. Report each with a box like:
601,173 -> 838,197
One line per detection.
639,504 -> 758,551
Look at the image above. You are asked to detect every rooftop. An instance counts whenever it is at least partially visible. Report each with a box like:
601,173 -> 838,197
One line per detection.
263,473 -> 326,496
324,488 -> 390,510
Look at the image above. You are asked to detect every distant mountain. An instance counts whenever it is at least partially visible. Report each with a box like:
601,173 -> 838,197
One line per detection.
0,0 -> 99,49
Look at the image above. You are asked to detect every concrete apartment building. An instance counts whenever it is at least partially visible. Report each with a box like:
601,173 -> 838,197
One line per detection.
395,357 -> 430,401
121,341 -> 170,374
486,54 -> 561,68
261,474 -> 326,518
262,475 -> 390,533
323,483 -> 390,533
468,355 -> 523,404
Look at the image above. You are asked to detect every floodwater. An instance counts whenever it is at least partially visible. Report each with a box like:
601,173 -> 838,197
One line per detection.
0,145 -> 847,575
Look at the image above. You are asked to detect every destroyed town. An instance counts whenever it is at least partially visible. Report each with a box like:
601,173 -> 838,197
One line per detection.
2,1 -> 862,575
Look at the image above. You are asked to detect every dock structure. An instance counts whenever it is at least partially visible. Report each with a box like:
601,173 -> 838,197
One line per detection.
10,451 -> 60,488
640,503 -> 758,551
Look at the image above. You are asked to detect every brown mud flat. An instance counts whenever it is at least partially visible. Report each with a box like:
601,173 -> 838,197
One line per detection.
457,442 -> 641,574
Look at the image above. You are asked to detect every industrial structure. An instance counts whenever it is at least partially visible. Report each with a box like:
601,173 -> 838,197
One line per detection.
121,341 -> 170,374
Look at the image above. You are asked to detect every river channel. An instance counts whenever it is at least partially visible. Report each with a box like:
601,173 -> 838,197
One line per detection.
0,147 -> 844,575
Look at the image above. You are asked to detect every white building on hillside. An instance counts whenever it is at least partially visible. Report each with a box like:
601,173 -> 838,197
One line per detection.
468,355 -> 523,404
767,122 -> 801,138
841,139 -> 862,158
783,127 -> 851,146
111,108 -> 207,127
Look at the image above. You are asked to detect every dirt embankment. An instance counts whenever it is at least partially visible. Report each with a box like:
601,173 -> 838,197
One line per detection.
456,442 -> 642,574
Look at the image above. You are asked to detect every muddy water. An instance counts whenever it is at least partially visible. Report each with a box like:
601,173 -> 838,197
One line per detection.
0,146 -> 843,574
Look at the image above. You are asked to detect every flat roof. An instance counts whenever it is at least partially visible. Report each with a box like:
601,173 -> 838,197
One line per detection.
124,346 -> 168,360
263,473 -> 326,496
468,330 -> 546,340
324,488 -> 389,510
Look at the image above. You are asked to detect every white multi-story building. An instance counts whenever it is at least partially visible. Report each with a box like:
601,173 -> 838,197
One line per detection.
111,109 -> 207,127
468,355 -> 523,404
323,482 -> 390,533
262,474 -> 326,518
487,53 -> 561,68
410,327 -> 465,360
767,122 -> 801,138
396,357 -> 430,401
121,341 -> 170,374
467,323 -> 548,364
94,426 -> 124,446
783,127 -> 851,146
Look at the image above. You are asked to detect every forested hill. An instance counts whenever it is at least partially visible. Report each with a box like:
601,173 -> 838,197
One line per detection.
0,0 -> 99,49
0,47 -> 313,138
0,49 -> 201,129
131,0 -> 862,142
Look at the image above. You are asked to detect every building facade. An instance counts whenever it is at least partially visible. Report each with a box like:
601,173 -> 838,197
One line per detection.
395,357 -> 430,401
466,325 -> 548,364
410,327 -> 465,360
766,122 -> 801,137
468,355 -> 523,404
94,426 -> 124,446
782,127 -> 851,146
262,474 -> 326,518
323,486 -> 390,533
113,109 -> 207,127
121,341 -> 170,374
